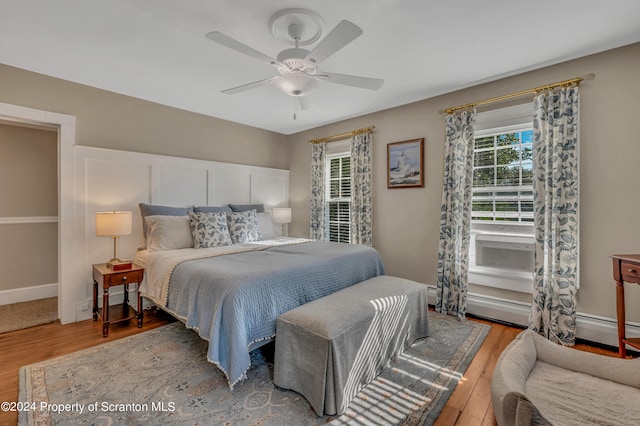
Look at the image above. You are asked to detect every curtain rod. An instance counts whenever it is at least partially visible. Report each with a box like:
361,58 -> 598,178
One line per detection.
308,126 -> 375,144
441,73 -> 595,115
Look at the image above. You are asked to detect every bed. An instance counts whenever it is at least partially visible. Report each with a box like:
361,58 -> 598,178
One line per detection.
135,236 -> 385,388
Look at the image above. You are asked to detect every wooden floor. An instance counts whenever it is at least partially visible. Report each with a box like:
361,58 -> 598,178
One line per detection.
0,310 -> 619,426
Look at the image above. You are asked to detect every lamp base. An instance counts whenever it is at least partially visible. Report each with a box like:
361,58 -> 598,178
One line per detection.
106,258 -> 129,268
106,236 -> 129,268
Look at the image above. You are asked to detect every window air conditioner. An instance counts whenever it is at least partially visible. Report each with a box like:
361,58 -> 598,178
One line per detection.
475,233 -> 534,272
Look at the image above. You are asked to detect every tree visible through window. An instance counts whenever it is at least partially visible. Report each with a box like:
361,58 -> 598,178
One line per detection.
472,128 -> 534,223
326,154 -> 351,243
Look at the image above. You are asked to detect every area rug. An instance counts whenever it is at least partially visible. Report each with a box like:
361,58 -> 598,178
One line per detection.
0,297 -> 57,334
19,312 -> 489,425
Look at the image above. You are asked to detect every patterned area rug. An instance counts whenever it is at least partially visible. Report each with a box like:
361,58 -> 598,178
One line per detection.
19,312 -> 489,425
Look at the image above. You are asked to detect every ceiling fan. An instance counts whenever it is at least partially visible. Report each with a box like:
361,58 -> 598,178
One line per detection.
205,9 -> 384,118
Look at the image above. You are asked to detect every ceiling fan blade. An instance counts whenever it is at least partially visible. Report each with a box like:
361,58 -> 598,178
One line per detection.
221,76 -> 280,94
298,96 -> 313,111
206,31 -> 278,65
316,72 -> 384,90
305,20 -> 363,64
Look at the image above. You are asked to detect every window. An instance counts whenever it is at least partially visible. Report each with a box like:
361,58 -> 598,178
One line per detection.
326,153 -> 351,243
469,104 -> 535,294
472,126 -> 534,224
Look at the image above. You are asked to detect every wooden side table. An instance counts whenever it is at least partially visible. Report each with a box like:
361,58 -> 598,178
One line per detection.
92,263 -> 144,337
611,254 -> 640,357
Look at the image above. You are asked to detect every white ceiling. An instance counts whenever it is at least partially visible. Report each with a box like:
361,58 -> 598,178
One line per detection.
2,0 -> 640,135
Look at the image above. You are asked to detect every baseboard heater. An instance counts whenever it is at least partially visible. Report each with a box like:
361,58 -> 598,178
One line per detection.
426,285 -> 640,349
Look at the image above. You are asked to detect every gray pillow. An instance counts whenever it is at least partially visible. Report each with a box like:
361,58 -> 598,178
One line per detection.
256,212 -> 276,239
228,203 -> 265,213
194,205 -> 233,213
139,203 -> 193,246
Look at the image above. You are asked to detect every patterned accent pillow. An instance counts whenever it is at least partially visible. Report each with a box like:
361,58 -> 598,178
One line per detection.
188,212 -> 232,248
226,210 -> 262,243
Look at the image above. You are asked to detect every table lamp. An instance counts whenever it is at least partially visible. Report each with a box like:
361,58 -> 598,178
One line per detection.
272,208 -> 292,236
96,211 -> 133,267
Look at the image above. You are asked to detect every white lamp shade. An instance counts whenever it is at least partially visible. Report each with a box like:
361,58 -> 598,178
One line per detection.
272,208 -> 292,224
96,211 -> 133,236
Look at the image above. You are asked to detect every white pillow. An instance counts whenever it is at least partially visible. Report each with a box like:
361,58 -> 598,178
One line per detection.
256,212 -> 276,239
145,215 -> 194,251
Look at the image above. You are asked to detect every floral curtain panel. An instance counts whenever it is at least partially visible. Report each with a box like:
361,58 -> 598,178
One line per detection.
529,86 -> 580,346
436,109 -> 476,320
350,132 -> 373,246
310,142 -> 327,241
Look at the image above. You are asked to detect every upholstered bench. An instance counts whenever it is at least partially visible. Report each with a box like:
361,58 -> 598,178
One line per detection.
273,275 -> 430,416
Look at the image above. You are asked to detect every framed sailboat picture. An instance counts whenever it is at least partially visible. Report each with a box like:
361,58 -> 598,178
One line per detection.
387,138 -> 424,188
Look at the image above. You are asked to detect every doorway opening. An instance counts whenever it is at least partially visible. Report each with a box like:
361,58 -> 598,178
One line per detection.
0,102 -> 75,325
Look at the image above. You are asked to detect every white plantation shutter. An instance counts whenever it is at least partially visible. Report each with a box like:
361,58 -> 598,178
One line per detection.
326,153 -> 351,243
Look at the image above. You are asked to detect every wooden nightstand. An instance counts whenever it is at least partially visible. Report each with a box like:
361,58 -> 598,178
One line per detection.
92,263 -> 144,337
611,254 -> 640,357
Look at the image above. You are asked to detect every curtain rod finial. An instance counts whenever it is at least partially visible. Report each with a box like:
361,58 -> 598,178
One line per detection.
582,73 -> 595,81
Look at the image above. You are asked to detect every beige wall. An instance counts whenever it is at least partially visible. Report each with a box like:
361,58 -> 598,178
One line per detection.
0,123 -> 57,217
0,123 -> 58,291
0,224 -> 57,290
287,42 -> 640,321
0,64 -> 289,169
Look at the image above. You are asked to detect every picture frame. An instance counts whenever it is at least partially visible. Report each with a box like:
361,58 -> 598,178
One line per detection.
387,138 -> 424,188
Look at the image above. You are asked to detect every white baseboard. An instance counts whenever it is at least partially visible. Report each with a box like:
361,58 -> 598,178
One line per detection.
0,283 -> 58,306
426,285 -> 640,348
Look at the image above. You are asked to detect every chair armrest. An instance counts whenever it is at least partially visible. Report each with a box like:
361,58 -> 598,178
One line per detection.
531,331 -> 640,388
492,330 -> 539,425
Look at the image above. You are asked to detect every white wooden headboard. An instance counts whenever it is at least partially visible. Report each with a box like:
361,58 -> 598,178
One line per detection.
70,146 -> 289,321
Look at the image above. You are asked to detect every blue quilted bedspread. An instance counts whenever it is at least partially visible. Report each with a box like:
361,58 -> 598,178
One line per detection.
166,241 -> 385,388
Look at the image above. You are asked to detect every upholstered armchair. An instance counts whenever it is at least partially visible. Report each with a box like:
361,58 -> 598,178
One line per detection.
491,329 -> 640,426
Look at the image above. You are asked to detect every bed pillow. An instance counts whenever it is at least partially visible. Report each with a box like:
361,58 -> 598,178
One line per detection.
228,203 -> 265,213
193,205 -> 233,213
227,210 -> 262,243
188,211 -> 232,248
256,212 -> 276,239
139,203 -> 193,247
145,215 -> 194,251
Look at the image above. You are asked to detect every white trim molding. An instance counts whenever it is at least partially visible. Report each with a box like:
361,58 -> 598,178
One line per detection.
0,216 -> 59,225
469,266 -> 533,294
0,283 -> 58,306
426,285 -> 640,348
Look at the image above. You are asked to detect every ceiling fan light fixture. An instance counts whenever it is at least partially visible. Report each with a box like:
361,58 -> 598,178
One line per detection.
275,72 -> 319,96
207,10 -> 383,113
